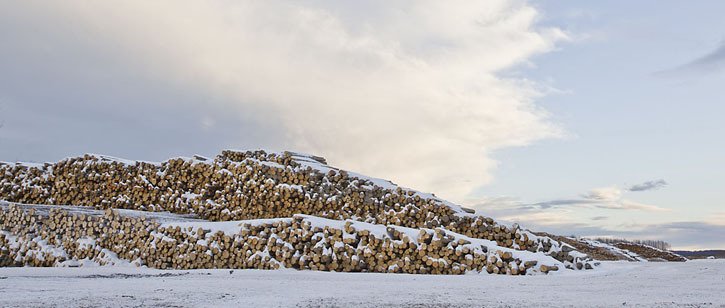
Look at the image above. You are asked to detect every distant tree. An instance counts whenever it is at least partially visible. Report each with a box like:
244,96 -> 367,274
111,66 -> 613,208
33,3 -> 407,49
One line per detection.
591,237 -> 672,251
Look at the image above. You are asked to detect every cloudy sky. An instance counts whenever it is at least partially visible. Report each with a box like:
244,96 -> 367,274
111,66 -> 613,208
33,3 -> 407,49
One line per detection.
1,1 -> 723,249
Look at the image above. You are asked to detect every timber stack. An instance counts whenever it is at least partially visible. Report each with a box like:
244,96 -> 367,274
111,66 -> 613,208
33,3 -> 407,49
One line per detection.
0,150 -> 596,274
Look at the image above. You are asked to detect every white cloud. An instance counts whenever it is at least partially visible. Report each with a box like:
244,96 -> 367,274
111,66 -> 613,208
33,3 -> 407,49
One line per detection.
2,1 -> 566,202
581,186 -> 668,212
707,212 -> 725,226
605,200 -> 668,212
582,186 -> 622,201
200,116 -> 216,131
475,185 -> 669,217
472,196 -> 585,227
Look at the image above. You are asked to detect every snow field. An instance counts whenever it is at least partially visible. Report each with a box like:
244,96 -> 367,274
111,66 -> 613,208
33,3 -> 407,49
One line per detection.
0,260 -> 722,307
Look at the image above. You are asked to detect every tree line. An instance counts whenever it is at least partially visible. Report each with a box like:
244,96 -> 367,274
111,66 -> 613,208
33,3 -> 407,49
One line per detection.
591,237 -> 672,251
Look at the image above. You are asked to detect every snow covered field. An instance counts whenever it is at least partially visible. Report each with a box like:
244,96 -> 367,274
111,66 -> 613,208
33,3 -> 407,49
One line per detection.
0,260 -> 723,307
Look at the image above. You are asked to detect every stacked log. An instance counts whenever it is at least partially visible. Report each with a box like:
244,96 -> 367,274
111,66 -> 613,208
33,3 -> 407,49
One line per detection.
0,233 -> 13,266
0,203 -> 579,274
0,150 -> 591,269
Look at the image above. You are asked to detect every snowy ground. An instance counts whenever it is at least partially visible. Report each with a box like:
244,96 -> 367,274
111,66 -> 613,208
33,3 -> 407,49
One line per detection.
0,260 -> 723,308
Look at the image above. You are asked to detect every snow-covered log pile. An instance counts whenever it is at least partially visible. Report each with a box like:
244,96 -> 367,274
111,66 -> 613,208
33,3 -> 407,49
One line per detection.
608,242 -> 686,262
0,202 -> 578,274
0,150 -> 596,273
540,234 -> 684,262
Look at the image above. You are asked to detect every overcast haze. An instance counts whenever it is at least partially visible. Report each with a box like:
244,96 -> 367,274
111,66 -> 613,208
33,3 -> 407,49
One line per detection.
1,1 -> 723,249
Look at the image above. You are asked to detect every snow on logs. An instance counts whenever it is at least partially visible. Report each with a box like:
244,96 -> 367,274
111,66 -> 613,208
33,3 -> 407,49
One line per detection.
0,203 -> 574,274
0,150 -> 594,272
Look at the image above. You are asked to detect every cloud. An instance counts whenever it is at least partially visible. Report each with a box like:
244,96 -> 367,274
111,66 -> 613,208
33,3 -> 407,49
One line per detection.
524,199 -> 599,209
656,40 -> 725,76
0,1 -> 567,202
517,186 -> 668,212
679,41 -> 725,72
475,198 -> 724,249
472,197 -> 586,227
478,185 -> 669,216
582,186 -> 622,201
707,212 -> 725,226
599,199 -> 668,212
581,186 -> 668,211
595,222 -> 725,250
627,179 -> 667,192
541,220 -> 725,250
526,198 -> 667,212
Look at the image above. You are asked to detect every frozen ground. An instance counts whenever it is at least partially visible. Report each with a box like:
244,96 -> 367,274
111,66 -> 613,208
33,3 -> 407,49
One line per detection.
0,260 -> 723,308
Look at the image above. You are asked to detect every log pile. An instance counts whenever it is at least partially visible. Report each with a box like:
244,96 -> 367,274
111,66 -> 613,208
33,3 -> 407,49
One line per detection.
540,233 -> 687,262
0,150 -> 595,272
0,203 -> 578,274
612,242 -> 687,262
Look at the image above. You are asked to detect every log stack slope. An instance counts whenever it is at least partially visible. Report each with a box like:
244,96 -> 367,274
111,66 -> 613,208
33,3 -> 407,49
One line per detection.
0,150 -> 595,274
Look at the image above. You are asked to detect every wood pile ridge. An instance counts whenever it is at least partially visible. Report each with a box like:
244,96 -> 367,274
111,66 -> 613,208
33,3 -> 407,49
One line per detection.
0,150 -> 596,274
611,242 -> 687,262
539,233 -> 686,262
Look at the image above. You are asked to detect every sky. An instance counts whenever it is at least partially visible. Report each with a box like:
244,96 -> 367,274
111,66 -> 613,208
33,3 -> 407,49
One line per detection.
0,1 -> 723,249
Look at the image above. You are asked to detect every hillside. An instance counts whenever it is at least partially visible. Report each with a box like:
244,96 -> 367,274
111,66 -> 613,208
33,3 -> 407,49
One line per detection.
0,150 -> 677,274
